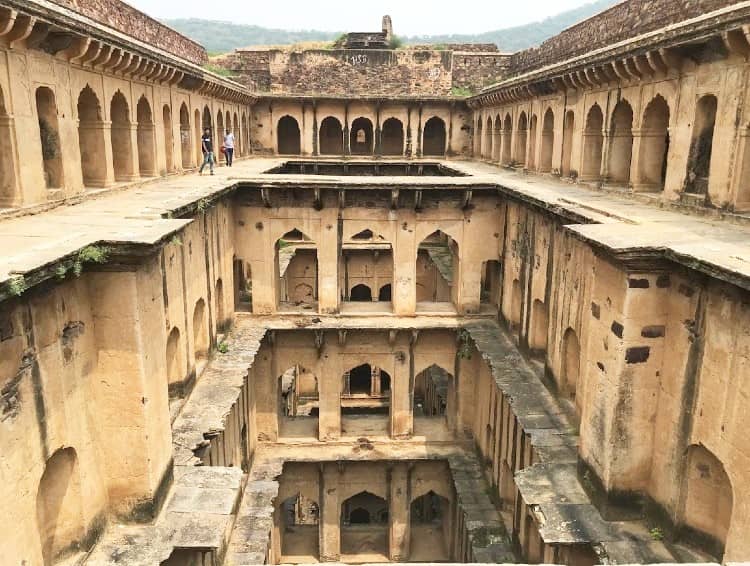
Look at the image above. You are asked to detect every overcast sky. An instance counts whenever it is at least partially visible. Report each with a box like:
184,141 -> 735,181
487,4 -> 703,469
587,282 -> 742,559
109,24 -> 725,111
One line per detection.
126,0 -> 600,36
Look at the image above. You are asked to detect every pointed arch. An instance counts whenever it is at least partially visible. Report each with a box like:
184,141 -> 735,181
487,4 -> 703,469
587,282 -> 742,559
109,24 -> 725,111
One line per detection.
423,116 -> 446,156
277,115 -> 301,155
562,110 -> 574,177
77,85 -> 107,187
416,230 -> 458,306
179,103 -> 192,169
137,96 -> 156,176
320,116 -> 343,155
516,111 -> 528,165
484,116 -> 493,159
163,104 -> 174,173
381,117 -> 404,155
581,104 -> 604,181
540,108 -> 554,172
35,87 -> 64,189
350,117 -> 373,155
502,113 -> 512,165
607,99 -> 634,184
528,113 -> 538,170
474,116 -> 483,157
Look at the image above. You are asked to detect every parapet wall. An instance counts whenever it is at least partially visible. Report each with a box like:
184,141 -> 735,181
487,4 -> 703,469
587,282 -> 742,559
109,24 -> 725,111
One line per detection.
508,0 -> 738,75
48,0 -> 207,65
222,48 -> 509,96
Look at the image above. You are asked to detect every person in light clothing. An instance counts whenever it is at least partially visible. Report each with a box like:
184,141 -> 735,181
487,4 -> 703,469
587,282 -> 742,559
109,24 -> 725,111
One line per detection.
224,129 -> 235,167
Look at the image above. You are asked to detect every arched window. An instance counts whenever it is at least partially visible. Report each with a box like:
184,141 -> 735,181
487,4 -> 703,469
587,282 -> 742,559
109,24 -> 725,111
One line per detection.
280,493 -> 319,560
378,284 -> 392,302
35,87 -> 64,189
682,445 -> 733,559
77,86 -> 107,187
278,365 -> 320,437
350,117 -> 373,155
37,448 -> 84,564
423,116 -> 446,156
381,117 -> 404,155
607,99 -> 634,184
166,327 -> 182,390
277,229 -> 317,307
581,104 -> 604,181
341,492 -> 388,525
540,108 -> 554,172
685,95 -> 717,195
413,365 -> 453,420
349,284 -> 372,302
416,230 -> 458,306
137,97 -> 156,176
277,115 -> 301,155
180,103 -> 192,169
638,95 -> 670,191
319,116 -> 343,155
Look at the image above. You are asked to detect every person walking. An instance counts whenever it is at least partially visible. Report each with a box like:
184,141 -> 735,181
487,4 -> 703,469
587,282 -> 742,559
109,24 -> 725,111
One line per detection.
224,128 -> 235,167
199,128 -> 214,175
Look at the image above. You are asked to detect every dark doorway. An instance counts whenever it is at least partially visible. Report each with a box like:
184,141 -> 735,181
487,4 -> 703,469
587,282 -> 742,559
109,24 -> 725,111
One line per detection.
278,115 -> 301,155
320,116 -> 343,155
381,117 -> 404,155
378,284 -> 392,302
350,284 -> 372,302
350,117 -> 374,155
423,116 -> 446,156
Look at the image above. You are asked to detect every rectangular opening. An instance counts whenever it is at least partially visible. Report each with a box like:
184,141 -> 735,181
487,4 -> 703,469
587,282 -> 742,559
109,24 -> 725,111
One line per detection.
264,161 -> 468,177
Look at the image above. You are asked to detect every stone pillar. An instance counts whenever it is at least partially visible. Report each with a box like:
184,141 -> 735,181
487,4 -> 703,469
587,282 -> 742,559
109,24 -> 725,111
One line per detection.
318,339 -> 341,440
125,123 -> 140,181
312,101 -> 319,156
416,105 -> 423,157
344,104 -> 350,156
320,463 -> 341,561
388,463 -> 411,561
318,208 -> 339,313
371,366 -> 381,396
393,209 -> 417,315
390,331 -> 412,438
88,257 -> 172,518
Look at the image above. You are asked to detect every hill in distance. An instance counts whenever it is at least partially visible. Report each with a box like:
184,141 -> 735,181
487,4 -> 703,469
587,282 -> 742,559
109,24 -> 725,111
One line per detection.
164,0 -> 619,55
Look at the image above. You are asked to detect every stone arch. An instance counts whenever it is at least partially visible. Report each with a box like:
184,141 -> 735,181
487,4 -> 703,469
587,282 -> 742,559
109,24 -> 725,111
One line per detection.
77,85 -> 107,187
416,230 -> 459,305
562,328 -> 580,404
510,279 -> 522,324
638,95 -> 670,190
529,299 -> 548,351
202,105 -> 212,131
277,229 -> 317,306
0,83 -> 17,205
378,284 -> 392,302
341,491 -> 388,525
241,112 -> 249,156
215,278 -> 225,330
516,111 -> 528,165
277,115 -> 301,155
502,113 -> 512,164
110,91 -> 134,181
35,87 -> 64,190
137,96 -> 156,176
278,365 -> 320,432
562,109 -> 574,177
685,94 -> 717,195
193,109 -> 202,166
540,108 -> 554,172
410,490 -> 448,523
280,493 -> 319,559
163,104 -> 174,173
36,447 -> 84,565
193,298 -> 208,363
216,111 -> 225,163
484,116 -> 493,159
582,104 -> 604,180
414,364 -> 455,427
381,117 -> 404,155
233,112 -> 240,154
607,99 -> 634,184
319,116 -> 343,155
350,283 -> 372,302
423,116 -> 446,156
166,326 -> 182,387
350,117 -> 373,155
528,114 -> 538,170
179,102 -> 192,169
474,117 -> 483,157
492,114 -> 501,161
225,111 -> 231,136
352,229 -> 375,240
682,444 -> 733,559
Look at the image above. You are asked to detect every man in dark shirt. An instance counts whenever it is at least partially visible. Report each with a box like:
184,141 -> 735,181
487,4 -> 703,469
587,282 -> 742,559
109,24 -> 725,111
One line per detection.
199,128 -> 214,175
